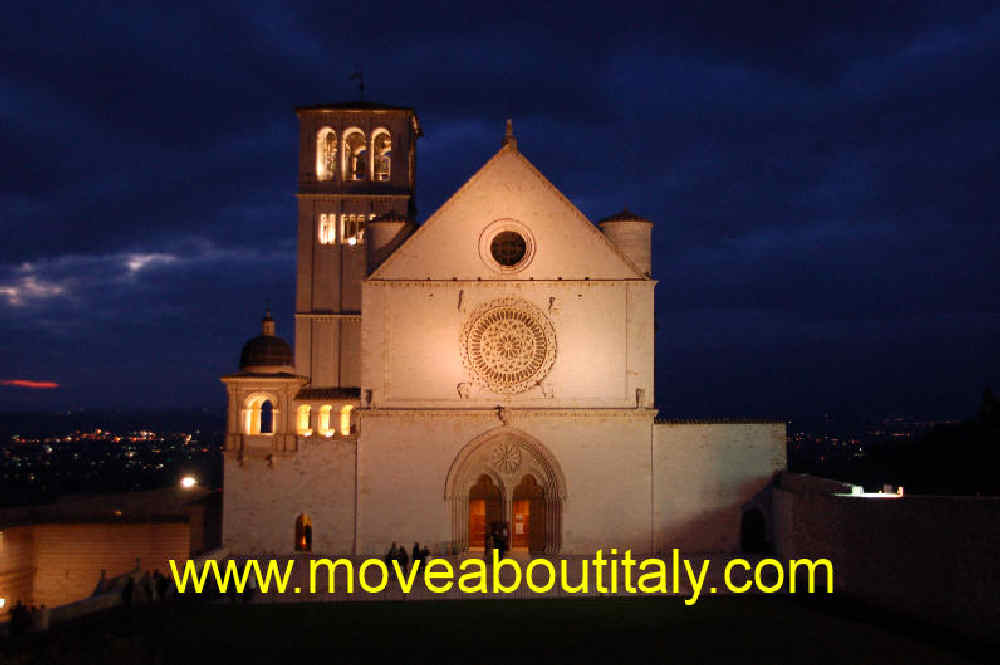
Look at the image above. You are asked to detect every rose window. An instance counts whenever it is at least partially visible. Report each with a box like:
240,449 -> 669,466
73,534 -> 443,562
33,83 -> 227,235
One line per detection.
461,297 -> 556,394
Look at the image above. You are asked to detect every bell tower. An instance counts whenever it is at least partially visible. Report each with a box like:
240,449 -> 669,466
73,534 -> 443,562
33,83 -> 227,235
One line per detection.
294,102 -> 421,397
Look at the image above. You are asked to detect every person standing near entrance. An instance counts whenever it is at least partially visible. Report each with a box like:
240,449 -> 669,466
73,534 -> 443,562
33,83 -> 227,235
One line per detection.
497,523 -> 509,559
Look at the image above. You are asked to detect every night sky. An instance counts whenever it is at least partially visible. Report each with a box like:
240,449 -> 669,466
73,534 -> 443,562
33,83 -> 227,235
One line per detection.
2,1 -> 998,419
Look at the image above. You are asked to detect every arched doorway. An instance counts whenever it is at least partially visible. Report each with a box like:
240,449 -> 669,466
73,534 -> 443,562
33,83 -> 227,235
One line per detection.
295,513 -> 312,552
512,475 -> 546,553
445,428 -> 566,554
740,508 -> 768,553
468,475 -> 502,550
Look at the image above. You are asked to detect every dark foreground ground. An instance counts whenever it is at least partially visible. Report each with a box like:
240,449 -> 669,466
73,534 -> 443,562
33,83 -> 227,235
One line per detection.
1,595 -> 991,665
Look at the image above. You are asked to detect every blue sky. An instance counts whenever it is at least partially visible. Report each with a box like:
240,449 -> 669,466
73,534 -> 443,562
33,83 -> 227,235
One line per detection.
2,1 -> 998,418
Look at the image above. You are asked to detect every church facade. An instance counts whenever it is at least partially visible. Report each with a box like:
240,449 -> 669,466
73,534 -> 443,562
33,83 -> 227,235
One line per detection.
221,102 -> 785,556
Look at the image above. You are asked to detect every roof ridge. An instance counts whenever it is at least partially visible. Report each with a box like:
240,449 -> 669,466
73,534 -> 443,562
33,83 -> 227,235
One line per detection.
369,144 -> 517,279
370,144 -> 648,280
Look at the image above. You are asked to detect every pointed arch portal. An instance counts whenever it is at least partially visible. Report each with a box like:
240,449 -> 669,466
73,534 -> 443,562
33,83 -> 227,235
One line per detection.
445,427 -> 566,554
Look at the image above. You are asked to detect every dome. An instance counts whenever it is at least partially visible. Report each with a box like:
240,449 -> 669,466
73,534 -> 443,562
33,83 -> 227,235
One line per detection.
238,311 -> 294,372
597,208 -> 653,225
239,335 -> 293,371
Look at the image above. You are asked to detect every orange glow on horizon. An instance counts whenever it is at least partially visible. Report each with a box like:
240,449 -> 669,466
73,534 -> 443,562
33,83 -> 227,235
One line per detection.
2,379 -> 60,389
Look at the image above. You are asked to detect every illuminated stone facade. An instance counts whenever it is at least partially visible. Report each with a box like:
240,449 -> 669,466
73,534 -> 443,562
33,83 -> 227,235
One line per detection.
221,103 -> 786,556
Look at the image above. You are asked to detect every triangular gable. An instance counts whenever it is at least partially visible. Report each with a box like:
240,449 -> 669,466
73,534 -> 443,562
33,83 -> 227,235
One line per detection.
370,144 -> 646,281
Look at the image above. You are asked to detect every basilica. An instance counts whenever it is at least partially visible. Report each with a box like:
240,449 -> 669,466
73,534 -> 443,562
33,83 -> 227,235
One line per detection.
221,102 -> 785,556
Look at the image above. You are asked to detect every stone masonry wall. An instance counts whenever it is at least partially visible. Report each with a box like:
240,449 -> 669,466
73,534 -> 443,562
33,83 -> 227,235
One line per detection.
773,480 -> 1000,640
653,422 -> 786,552
31,522 -> 189,608
223,437 -> 357,554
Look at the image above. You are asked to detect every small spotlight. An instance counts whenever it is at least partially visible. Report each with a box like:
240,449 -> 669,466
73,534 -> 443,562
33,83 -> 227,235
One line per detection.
180,475 -> 197,489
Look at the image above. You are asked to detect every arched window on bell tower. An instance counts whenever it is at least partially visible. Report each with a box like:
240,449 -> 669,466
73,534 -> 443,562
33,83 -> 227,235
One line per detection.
318,213 -> 336,245
371,128 -> 391,182
316,127 -> 336,181
343,128 -> 367,181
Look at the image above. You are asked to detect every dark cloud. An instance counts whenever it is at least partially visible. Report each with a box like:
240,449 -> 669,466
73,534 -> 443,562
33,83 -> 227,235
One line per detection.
2,1 -> 998,417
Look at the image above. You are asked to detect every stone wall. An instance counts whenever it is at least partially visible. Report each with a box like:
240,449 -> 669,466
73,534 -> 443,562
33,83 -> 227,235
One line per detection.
362,280 -> 654,410
653,422 -> 786,552
33,522 -> 189,608
358,411 -> 656,555
223,436 -> 357,554
1,521 -> 188,609
222,417 -> 787,557
773,474 -> 1000,640
0,525 -> 35,610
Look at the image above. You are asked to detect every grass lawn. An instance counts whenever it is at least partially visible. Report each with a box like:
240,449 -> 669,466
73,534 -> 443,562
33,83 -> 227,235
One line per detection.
3,595 -> 989,664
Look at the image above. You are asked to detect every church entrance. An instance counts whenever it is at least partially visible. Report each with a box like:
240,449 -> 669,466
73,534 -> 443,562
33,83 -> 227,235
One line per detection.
512,475 -> 546,552
447,429 -> 566,554
468,475 -> 502,550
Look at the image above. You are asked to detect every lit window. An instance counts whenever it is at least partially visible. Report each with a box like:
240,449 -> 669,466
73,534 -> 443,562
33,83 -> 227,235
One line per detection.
343,128 -> 367,181
319,214 -> 336,244
340,214 -> 366,245
243,394 -> 276,435
340,404 -> 353,435
316,128 -> 336,181
372,129 -> 391,181
317,405 -> 334,437
297,405 -> 312,436
295,514 -> 312,551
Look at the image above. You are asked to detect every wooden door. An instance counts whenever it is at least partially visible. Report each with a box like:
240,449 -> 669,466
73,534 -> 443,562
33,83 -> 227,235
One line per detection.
512,500 -> 530,548
529,497 -> 546,552
469,474 -> 502,549
468,499 -> 486,548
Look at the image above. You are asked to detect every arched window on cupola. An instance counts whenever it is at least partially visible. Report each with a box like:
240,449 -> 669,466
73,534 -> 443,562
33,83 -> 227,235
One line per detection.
243,393 -> 277,435
340,404 -> 354,435
260,401 -> 274,434
317,405 -> 334,437
343,128 -> 367,181
316,127 -> 336,181
297,404 -> 312,436
371,128 -> 391,182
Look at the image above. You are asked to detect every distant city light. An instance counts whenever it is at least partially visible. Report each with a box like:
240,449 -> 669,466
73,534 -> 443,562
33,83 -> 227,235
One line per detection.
837,484 -> 902,499
180,475 -> 197,489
